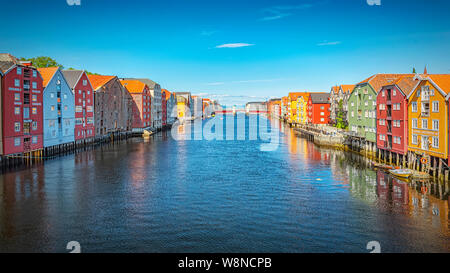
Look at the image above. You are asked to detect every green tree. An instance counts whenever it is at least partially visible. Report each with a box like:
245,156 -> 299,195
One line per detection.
20,56 -> 63,69
335,99 -> 348,129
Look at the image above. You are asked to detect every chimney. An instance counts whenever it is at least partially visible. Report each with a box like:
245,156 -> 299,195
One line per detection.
424,65 -> 428,74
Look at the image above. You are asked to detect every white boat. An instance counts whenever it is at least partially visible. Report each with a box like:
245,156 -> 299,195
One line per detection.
388,169 -> 412,179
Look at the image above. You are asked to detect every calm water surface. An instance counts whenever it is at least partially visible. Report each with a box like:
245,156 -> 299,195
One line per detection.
0,116 -> 449,252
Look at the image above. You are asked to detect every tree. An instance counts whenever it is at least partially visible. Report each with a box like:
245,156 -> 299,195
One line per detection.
412,67 -> 416,73
335,99 -> 348,129
19,56 -> 63,69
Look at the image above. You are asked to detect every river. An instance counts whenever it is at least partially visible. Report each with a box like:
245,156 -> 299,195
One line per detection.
0,115 -> 449,252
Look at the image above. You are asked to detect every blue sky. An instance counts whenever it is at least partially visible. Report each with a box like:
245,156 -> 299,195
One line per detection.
1,0 -> 450,105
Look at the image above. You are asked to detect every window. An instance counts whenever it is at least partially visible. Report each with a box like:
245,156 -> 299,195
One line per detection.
17,67 -> 22,75
379,134 -> 383,141
32,136 -> 38,144
432,120 -> 439,131
49,120 -> 55,127
14,138 -> 21,146
32,107 -> 37,114
14,122 -> 21,132
51,105 -> 55,111
32,121 -> 37,130
52,130 -> 56,137
351,111 -> 354,117
33,70 -> 37,77
15,107 -> 20,115
382,91 -> 385,97
83,80 -> 87,86
432,101 -> 439,112
365,101 -> 368,106
422,136 -> 429,150
412,118 -> 418,129
351,102 -> 354,107
32,94 -> 37,102
63,94 -> 67,99
65,128 -> 69,136
412,134 -> 418,144
422,119 -> 428,129
320,112 -> 324,116
50,93 -> 54,98
393,90 -> 397,96
411,102 -> 417,112
87,91 -> 90,95
64,105 -> 68,111
14,79 -> 20,87
23,107 -> 30,119
78,90 -> 82,94
432,137 -> 439,148
32,82 -> 37,89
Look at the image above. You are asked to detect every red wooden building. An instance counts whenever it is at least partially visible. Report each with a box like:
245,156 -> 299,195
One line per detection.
62,70 -> 95,142
307,93 -> 330,125
161,89 -> 167,126
376,76 -> 417,155
120,79 -> 151,131
0,54 -> 44,155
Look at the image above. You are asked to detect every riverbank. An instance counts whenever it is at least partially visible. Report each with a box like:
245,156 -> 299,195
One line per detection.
286,119 -> 450,196
0,124 -> 173,171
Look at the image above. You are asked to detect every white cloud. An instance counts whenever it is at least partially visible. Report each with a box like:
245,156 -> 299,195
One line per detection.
215,43 -> 254,48
260,4 -> 314,21
317,41 -> 341,46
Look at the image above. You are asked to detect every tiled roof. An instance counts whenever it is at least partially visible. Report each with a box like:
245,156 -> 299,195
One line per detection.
427,74 -> 450,95
0,53 -> 20,73
62,70 -> 84,89
162,89 -> 172,100
310,92 -> 330,103
341,84 -> 355,93
122,78 -> 159,89
391,76 -> 418,95
88,75 -> 115,91
120,79 -> 146,94
358,74 -> 414,93
38,67 -> 59,87
288,92 -> 309,101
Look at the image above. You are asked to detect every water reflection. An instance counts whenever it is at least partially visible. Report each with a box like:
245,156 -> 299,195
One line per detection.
0,120 -> 448,252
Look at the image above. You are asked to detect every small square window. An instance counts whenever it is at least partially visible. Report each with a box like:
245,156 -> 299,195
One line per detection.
32,107 -> 37,114
32,94 -> 37,102
17,67 -> 22,75
14,107 -> 20,115
32,82 -> 37,89
14,138 -> 21,146
32,136 -> 38,144
14,79 -> 20,87
33,70 -> 37,77
83,80 -> 87,86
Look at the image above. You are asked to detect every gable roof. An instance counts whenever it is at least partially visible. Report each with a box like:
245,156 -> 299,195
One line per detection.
162,89 -> 173,100
309,92 -> 330,103
389,76 -> 418,96
357,74 -> 414,93
120,79 -> 147,94
428,74 -> 450,96
88,75 -> 116,91
288,92 -> 309,101
341,84 -> 355,93
122,78 -> 159,89
38,67 -> 59,87
62,70 -> 85,88
0,53 -> 20,74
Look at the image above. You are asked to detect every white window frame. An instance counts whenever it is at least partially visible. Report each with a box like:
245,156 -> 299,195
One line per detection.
411,102 -> 417,112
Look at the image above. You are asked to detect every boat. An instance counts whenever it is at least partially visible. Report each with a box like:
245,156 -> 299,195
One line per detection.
389,169 -> 412,179
372,162 -> 393,170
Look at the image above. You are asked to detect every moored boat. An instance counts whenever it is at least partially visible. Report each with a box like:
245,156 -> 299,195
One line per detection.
389,169 -> 412,179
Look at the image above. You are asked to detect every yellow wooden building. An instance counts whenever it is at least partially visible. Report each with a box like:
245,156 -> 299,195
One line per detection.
296,94 -> 309,124
407,74 -> 450,161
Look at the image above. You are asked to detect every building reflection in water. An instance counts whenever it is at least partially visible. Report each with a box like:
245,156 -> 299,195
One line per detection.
284,130 -> 449,237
